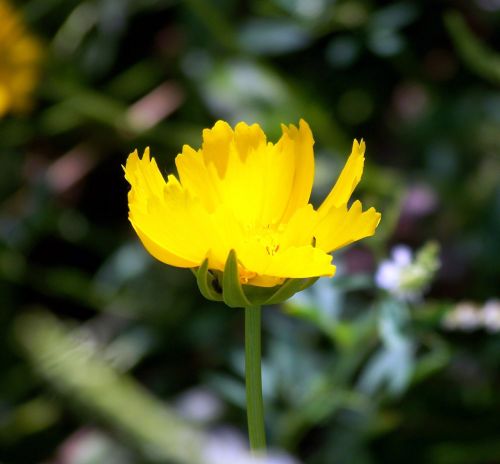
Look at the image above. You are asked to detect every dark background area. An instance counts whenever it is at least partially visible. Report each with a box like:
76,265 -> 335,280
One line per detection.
0,0 -> 499,463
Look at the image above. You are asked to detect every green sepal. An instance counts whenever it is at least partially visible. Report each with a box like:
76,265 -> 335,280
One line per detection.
265,276 -> 318,305
195,258 -> 223,302
222,250 -> 252,308
193,251 -> 320,307
240,285 -> 281,306
242,276 -> 319,306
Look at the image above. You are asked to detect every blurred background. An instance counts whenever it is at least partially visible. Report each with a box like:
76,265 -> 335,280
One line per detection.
0,0 -> 499,463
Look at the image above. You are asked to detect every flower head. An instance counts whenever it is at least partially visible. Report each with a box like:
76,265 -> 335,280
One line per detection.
0,0 -> 42,117
125,120 -> 380,299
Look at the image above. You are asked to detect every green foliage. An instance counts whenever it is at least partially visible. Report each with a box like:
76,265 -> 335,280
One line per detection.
15,311 -> 207,464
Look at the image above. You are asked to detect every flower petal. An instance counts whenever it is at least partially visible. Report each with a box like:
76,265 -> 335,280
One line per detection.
237,239 -> 335,281
199,120 -> 267,177
131,221 -> 198,267
125,149 -> 222,267
279,119 -> 315,222
263,246 -> 335,279
200,120 -> 234,177
314,200 -> 381,253
279,204 -> 318,249
175,120 -> 314,228
175,144 -> 221,212
318,139 -> 365,212
176,121 -> 270,222
124,148 -> 166,209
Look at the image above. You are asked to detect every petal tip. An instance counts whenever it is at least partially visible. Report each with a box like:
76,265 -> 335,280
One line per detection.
299,118 -> 313,141
352,138 -> 366,155
327,263 -> 337,277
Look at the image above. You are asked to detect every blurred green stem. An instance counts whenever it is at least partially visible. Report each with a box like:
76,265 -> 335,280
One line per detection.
445,10 -> 500,85
245,305 -> 266,453
15,311 -> 206,464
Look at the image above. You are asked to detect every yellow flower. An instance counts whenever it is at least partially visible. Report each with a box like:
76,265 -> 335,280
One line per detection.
0,0 -> 42,117
124,120 -> 381,288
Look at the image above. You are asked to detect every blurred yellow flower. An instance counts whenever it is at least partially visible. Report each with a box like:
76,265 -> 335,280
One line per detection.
0,0 -> 42,117
125,120 -> 381,287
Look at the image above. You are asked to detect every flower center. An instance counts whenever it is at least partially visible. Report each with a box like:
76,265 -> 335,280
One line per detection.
255,224 -> 280,256
249,224 -> 282,256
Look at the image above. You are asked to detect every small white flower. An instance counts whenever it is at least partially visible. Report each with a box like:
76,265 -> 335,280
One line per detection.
375,242 -> 440,301
481,299 -> 500,333
203,427 -> 301,464
442,299 -> 500,333
392,245 -> 413,266
174,387 -> 223,424
375,246 -> 412,294
442,302 -> 483,331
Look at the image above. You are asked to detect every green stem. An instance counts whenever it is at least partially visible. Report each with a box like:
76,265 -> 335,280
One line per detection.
245,305 -> 266,453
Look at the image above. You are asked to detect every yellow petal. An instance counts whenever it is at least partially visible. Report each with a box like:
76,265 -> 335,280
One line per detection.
279,119 -> 315,222
175,144 -> 221,212
130,221 -> 198,268
246,274 -> 285,287
124,148 -> 166,210
176,121 -> 305,228
263,246 -> 335,279
236,235 -> 335,281
177,122 -> 269,221
233,121 -> 267,161
213,134 -> 267,226
125,149 -> 223,267
200,120 -> 235,177
314,200 -> 381,253
279,204 -> 318,249
318,139 -> 365,212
